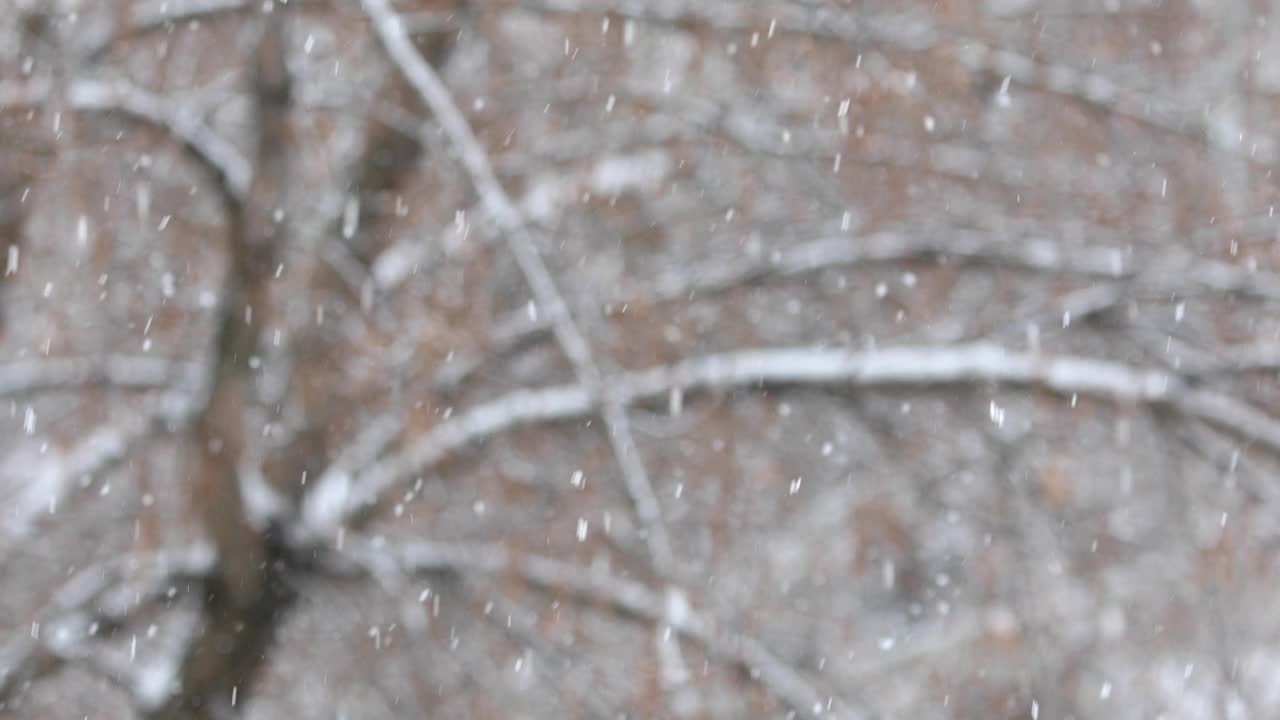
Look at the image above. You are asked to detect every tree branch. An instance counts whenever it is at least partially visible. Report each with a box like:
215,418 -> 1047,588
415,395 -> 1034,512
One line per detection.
360,0 -> 676,573
1,78 -> 251,201
522,0 -> 1273,162
333,343 -> 1280,522
432,228 -> 1133,390
334,536 -> 867,720
157,5 -> 298,718
3,390 -> 201,540
0,355 -> 178,398
437,225 -> 1280,392
0,546 -> 214,708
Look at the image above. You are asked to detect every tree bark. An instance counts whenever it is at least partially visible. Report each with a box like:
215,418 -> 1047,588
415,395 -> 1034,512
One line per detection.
155,4 -> 297,717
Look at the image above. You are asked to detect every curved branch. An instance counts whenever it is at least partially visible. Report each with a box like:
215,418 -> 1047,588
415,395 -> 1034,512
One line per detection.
309,343 -> 1280,527
333,536 -> 868,720
2,78 -> 251,201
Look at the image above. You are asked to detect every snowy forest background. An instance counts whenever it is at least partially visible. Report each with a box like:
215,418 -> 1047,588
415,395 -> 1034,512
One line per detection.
4,0 -> 1280,718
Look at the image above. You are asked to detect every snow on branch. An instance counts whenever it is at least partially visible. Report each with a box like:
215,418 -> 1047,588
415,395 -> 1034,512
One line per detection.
437,228 -> 1280,392
125,0 -> 252,31
650,229 -> 1139,302
304,383 -> 592,535
0,355 -> 176,398
300,413 -> 405,536
86,0 -> 305,58
522,0 -> 1270,161
0,546 -> 214,707
361,0 -> 676,573
1,78 -> 251,200
332,536 -> 865,720
4,417 -> 149,539
327,343 -> 1280,527
3,389 -> 202,540
64,79 -> 252,199
433,229 -> 1133,391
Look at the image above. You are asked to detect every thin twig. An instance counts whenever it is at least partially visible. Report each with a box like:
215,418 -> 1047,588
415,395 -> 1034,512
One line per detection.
522,0 -> 1272,162
438,227 -> 1280,392
335,537 -> 865,720
644,229 -> 1132,304
360,0 -> 675,573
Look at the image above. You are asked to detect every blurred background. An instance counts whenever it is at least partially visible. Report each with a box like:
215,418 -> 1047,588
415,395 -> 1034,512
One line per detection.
4,0 -> 1280,718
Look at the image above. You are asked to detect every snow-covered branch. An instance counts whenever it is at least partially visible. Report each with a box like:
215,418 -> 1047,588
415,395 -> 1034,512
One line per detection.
646,229 -> 1133,303
327,343 -> 1280,525
86,0 -> 323,58
361,0 -> 676,573
433,229 -> 1135,390
334,536 -> 866,720
523,0 -> 1271,162
0,546 -> 214,707
304,382 -> 593,535
300,413 -> 405,535
0,355 -> 176,398
1,78 -> 251,200
3,420 -> 145,540
67,79 -> 252,199
2,383 -> 202,541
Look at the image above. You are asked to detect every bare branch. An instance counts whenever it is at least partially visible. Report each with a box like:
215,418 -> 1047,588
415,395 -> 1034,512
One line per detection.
301,413 -> 404,535
435,229 -> 1133,390
360,0 -> 676,573
340,343 -> 1280,520
335,537 -> 866,720
1,78 -> 251,200
642,229 -> 1132,305
3,390 -> 201,540
0,355 -> 177,398
87,0 -> 284,59
0,546 -> 214,707
439,225 -> 1280,392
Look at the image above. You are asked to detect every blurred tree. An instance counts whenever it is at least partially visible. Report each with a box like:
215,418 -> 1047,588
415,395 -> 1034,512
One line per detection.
4,1 -> 1280,719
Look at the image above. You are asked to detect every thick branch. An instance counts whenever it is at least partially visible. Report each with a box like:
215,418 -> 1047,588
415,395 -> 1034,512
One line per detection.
331,343 -> 1280,522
